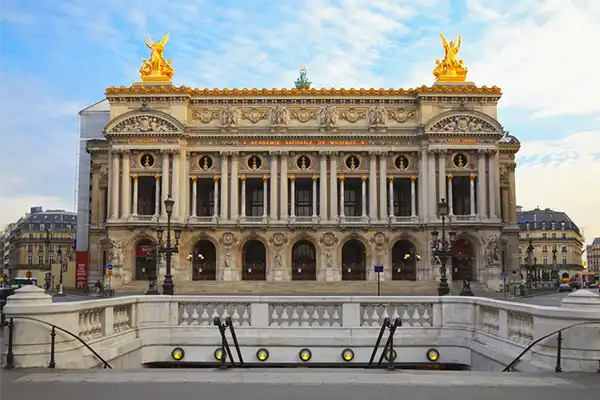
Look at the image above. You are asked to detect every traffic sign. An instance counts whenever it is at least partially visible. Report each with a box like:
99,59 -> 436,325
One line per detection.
107,270 -> 113,276
501,272 -> 507,280
26,271 -> 32,279
374,265 -> 384,273
106,263 -> 113,271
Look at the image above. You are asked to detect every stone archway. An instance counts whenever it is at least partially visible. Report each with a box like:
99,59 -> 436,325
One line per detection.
134,239 -> 156,281
451,238 -> 475,281
242,239 -> 267,281
391,240 -> 418,281
191,240 -> 217,281
291,240 -> 317,281
341,239 -> 367,280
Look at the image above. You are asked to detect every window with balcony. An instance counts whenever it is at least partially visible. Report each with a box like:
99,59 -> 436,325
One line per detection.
542,233 -> 547,239
295,179 -> 313,217
543,256 -> 548,264
38,255 -> 43,265
552,233 -> 556,239
244,178 -> 264,217
343,178 -> 362,217
542,245 -> 548,252
561,233 -> 566,239
27,244 -> 33,252
561,246 -> 567,253
195,179 -> 215,217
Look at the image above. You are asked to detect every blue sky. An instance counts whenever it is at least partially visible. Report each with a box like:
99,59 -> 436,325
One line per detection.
0,0 -> 599,244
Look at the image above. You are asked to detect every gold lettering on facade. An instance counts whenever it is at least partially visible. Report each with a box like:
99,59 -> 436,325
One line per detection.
240,140 -> 368,146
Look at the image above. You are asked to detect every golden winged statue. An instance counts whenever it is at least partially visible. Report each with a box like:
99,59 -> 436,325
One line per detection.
139,33 -> 175,82
433,33 -> 468,82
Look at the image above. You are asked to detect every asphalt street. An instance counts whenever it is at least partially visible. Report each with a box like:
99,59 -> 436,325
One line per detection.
1,369 -> 598,400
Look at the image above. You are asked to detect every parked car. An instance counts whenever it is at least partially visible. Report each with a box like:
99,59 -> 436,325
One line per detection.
558,283 -> 572,293
588,283 -> 598,289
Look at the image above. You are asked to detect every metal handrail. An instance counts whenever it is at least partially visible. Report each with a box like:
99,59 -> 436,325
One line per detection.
503,320 -> 600,373
213,316 -> 245,369
368,317 -> 390,366
368,317 -> 402,370
2,316 -> 112,369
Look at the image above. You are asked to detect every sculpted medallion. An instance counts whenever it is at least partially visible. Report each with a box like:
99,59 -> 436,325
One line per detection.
193,108 -> 220,123
387,108 -> 416,123
339,107 -> 366,123
219,232 -> 237,247
241,108 -> 268,124
290,108 -> 318,123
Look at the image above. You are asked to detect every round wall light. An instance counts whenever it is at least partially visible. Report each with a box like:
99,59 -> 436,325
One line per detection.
214,347 -> 225,361
256,348 -> 269,361
426,348 -> 440,362
341,348 -> 354,362
299,348 -> 312,362
171,347 -> 185,361
384,349 -> 397,361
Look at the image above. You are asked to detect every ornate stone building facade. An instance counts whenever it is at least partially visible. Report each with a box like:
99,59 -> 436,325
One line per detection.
86,35 -> 521,291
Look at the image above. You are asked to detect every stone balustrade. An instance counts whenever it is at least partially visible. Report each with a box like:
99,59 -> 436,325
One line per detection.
2,286 -> 599,372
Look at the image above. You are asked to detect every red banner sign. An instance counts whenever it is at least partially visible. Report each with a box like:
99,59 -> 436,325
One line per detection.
137,245 -> 153,257
75,251 -> 89,288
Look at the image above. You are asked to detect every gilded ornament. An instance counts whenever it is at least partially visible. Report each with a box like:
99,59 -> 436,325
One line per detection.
339,107 -> 366,123
290,108 -> 318,123
139,33 -> 175,83
193,108 -> 220,123
387,108 -> 416,123
433,33 -> 468,83
241,108 -> 268,124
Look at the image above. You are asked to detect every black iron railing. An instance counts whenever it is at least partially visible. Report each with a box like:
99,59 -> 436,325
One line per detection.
503,321 -> 600,373
213,316 -> 244,369
2,316 -> 112,369
368,317 -> 402,370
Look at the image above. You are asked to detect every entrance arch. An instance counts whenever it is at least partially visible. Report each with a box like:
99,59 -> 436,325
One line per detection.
451,238 -> 475,281
341,239 -> 366,280
291,240 -> 317,281
135,239 -> 156,280
242,239 -> 266,281
391,240 -> 417,281
191,240 -> 217,281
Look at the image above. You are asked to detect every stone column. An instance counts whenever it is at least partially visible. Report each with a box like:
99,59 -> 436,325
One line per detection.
388,176 -> 394,218
161,150 -> 170,217
120,150 -> 131,219
368,153 -> 377,220
289,176 -> 296,219
240,176 -> 246,218
361,176 -> 367,218
110,150 -> 120,220
469,175 -> 476,216
418,148 -> 428,222
447,175 -> 454,215
154,176 -> 161,216
91,168 -> 101,225
270,152 -> 278,220
477,149 -> 488,219
493,151 -> 501,219
379,153 -> 388,220
502,187 -> 510,223
181,151 -> 190,219
191,177 -> 197,217
410,176 -> 417,218
508,163 -> 517,223
329,154 -> 338,221
172,150 -> 180,218
428,150 -> 437,220
312,175 -> 318,219
107,151 -> 114,220
262,177 -> 268,220
213,176 -> 220,220
132,175 -> 138,216
339,176 -> 345,219
231,153 -> 239,220
488,150 -> 498,219
220,152 -> 229,221
319,152 -> 328,221
280,152 -> 288,220
437,149 -> 446,202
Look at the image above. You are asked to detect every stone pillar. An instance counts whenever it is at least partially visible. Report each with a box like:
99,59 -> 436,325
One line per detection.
262,177 -> 268,220
132,175 -> 138,216
270,152 -> 278,220
172,150 -> 180,218
213,176 -> 220,219
289,176 -> 296,219
329,154 -> 338,221
240,176 -> 246,219
231,153 -> 239,220
488,150 -> 498,219
493,151 -> 501,219
437,149 -> 446,202
469,175 -> 476,216
120,150 -> 131,219
91,168 -> 101,225
410,176 -> 417,218
339,176 -> 345,219
361,176 -> 367,218
368,153 -> 377,220
502,187 -> 510,223
191,177 -> 197,217
154,176 -> 161,215
428,150 -> 437,220
388,176 -> 394,218
418,148 -> 428,222
447,175 -> 454,215
379,154 -> 387,220
477,149 -> 488,219
107,151 -> 114,220
220,152 -> 229,221
110,150 -> 120,220
312,175 -> 318,219
161,150 -> 170,217
280,152 -> 288,220
319,152 -> 328,220
181,151 -> 189,219
508,163 -> 517,223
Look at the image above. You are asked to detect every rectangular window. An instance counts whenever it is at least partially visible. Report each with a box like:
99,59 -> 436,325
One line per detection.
50,258 -> 55,265
38,255 -> 44,265
561,233 -> 566,239
552,233 -> 556,239
543,256 -> 548,264
562,258 -> 567,265
40,223 -> 44,231
27,255 -> 33,264
542,233 -> 547,239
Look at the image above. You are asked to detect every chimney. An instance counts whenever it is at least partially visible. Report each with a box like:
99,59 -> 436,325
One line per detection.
30,206 -> 43,214
516,205 -> 523,213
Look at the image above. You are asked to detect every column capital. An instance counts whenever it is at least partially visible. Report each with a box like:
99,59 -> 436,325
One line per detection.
132,175 -> 138,181
312,175 -> 318,181
427,149 -> 437,157
191,177 -> 197,183
487,149 -> 498,156
361,176 -> 367,182
319,150 -> 329,156
289,176 -> 295,182
388,176 -> 394,182
263,176 -> 269,182
437,149 -> 447,155
410,176 -> 417,183
240,176 -> 246,183
155,175 -> 161,181
269,151 -> 279,156
231,151 -> 240,158
160,148 -> 172,155
214,176 -> 220,182
280,151 -> 289,156
507,163 -> 517,171
477,148 -> 488,156
447,174 -> 453,181
469,174 -> 476,181
338,175 -> 345,182
122,149 -> 131,155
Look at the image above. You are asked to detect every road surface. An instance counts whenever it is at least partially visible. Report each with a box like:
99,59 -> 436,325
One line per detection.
1,369 -> 598,400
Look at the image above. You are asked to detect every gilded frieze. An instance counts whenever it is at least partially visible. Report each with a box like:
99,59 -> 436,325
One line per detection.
192,108 -> 220,123
290,108 -> 318,123
241,108 -> 269,124
338,107 -> 366,123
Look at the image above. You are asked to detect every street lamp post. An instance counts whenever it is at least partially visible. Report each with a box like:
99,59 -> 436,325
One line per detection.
54,247 -> 65,297
156,197 -> 181,296
459,255 -> 475,296
431,199 -> 456,296
552,247 -> 558,286
526,238 -> 534,289
38,229 -> 51,288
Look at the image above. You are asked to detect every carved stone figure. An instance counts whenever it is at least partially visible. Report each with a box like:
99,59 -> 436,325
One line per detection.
270,105 -> 287,126
111,115 -> 177,133
325,248 -> 333,268
368,106 -> 386,126
433,33 -> 468,82
139,33 -> 174,82
108,238 -> 125,266
319,105 -> 336,128
224,251 -> 232,269
274,250 -> 283,269
320,232 -> 338,248
429,115 -> 497,133
370,232 -> 388,265
484,235 -> 501,267
220,105 -> 239,128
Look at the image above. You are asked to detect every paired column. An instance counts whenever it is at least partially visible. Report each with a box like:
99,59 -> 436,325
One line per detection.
213,177 -> 220,219
418,148 -> 428,221
220,152 -> 229,220
191,178 -> 198,217
240,177 -> 246,218
120,151 -> 131,219
319,152 -> 328,220
469,175 -> 476,216
231,153 -> 239,220
447,175 -> 454,215
132,176 -> 139,216
477,149 -> 488,219
329,154 -> 338,220
338,176 -> 345,219
427,150 -> 437,220
379,154 -> 387,220
160,150 -> 170,217
508,163 -> 517,223
368,153 -> 377,220
280,152 -> 288,220
488,150 -> 498,219
154,176 -> 161,215
410,176 -> 417,218
289,177 -> 296,219
437,149 -> 446,202
172,150 -> 180,218
110,150 -> 120,220
312,176 -> 318,219
361,176 -> 367,218
262,177 -> 268,220
270,152 -> 278,220
388,176 -> 394,218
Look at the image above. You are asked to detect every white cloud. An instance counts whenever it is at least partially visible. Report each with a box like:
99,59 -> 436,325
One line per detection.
516,130 -> 600,245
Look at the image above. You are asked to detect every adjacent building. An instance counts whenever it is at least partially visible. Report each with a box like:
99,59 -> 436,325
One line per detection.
516,206 -> 585,280
587,238 -> 600,274
84,34 -> 522,291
